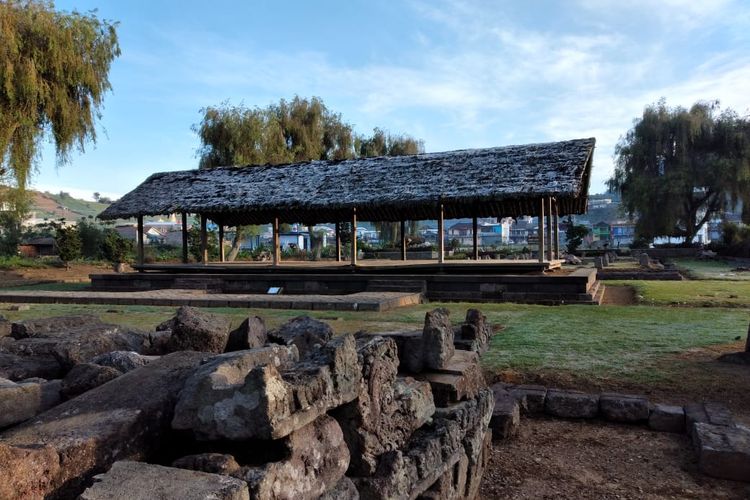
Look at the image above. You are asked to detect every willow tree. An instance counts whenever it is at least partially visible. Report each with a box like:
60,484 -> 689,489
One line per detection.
608,100 -> 750,244
0,1 -> 120,189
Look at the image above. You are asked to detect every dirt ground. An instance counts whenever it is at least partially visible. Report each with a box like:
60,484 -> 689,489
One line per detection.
0,263 -> 115,286
480,418 -> 750,499
601,284 -> 636,305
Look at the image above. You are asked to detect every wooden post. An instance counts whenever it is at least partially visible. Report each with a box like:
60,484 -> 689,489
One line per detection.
335,222 -> 341,262
200,215 -> 208,264
538,198 -> 546,263
547,197 -> 554,261
553,200 -> 560,259
136,215 -> 144,269
472,216 -> 479,260
400,220 -> 407,261
351,208 -> 358,266
218,224 -> 225,263
181,213 -> 188,264
437,203 -> 445,264
272,217 -> 280,266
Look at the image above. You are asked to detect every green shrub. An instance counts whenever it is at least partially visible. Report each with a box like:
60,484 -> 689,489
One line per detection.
101,229 -> 134,263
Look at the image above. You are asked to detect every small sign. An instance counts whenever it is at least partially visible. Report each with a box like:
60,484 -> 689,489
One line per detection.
267,287 -> 283,295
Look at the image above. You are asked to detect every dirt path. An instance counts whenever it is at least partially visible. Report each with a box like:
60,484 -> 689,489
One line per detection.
481,418 -> 750,499
601,284 -> 636,305
0,263 -> 115,286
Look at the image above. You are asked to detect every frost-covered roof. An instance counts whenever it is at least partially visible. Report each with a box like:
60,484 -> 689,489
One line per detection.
99,138 -> 595,224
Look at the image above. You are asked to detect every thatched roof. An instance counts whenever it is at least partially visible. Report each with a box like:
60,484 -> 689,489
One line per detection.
99,138 -> 595,225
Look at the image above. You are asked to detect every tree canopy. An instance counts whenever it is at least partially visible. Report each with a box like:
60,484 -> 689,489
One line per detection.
608,100 -> 750,244
0,0 -> 120,189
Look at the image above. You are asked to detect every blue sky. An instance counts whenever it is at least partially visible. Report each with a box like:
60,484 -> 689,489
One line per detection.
33,0 -> 750,200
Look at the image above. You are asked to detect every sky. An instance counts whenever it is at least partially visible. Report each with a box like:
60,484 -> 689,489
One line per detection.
32,0 -> 750,201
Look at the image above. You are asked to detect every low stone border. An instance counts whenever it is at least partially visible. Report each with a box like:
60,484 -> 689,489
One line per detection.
490,383 -> 750,483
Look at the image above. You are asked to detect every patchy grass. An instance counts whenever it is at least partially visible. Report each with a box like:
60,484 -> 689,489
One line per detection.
607,279 -> 750,308
672,258 -> 750,281
0,256 -> 55,270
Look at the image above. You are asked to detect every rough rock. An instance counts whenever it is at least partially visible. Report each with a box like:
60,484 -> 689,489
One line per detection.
416,350 -> 485,406
376,330 -> 424,372
172,453 -> 241,475
331,336 -> 435,476
267,315 -> 333,357
685,402 -> 734,431
0,315 -> 10,337
90,350 -> 153,373
232,415 -> 349,500
599,393 -> 650,423
0,351 -> 63,381
11,314 -> 104,339
51,325 -> 151,370
649,404 -> 685,433
509,384 -> 547,414
490,387 -> 520,440
171,346 -> 300,439
39,379 -> 62,412
0,443 -> 61,499
544,389 -> 599,419
717,351 -> 750,365
158,306 -> 231,354
0,378 -> 42,428
458,308 -> 493,354
61,363 -> 122,399
80,461 -> 250,500
0,351 -> 206,499
319,477 -> 359,500
225,316 -> 267,352
693,423 -> 750,482
422,308 -> 455,370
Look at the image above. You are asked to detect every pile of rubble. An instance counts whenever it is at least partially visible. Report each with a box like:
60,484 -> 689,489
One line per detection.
0,306 -> 496,499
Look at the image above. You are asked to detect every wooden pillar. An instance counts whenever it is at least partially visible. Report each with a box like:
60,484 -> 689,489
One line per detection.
547,197 -> 554,261
272,217 -> 280,266
218,224 -> 225,263
335,222 -> 341,262
437,203 -> 445,264
553,200 -> 560,259
200,215 -> 208,264
181,213 -> 188,264
351,208 -> 358,266
136,215 -> 144,269
472,216 -> 479,260
400,220 -> 407,261
538,198 -> 546,263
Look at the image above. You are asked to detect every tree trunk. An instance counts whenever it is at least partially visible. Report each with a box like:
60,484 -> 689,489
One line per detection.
226,226 -> 244,262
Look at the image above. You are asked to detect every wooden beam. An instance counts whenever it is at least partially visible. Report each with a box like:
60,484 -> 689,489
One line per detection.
538,198 -> 545,263
272,217 -> 280,266
136,215 -> 144,269
351,208 -> 358,266
547,197 -> 553,261
218,225 -> 225,262
553,199 -> 560,259
200,215 -> 208,264
181,213 -> 188,264
438,203 -> 445,264
400,220 -> 407,261
335,222 -> 341,262
472,215 -> 479,260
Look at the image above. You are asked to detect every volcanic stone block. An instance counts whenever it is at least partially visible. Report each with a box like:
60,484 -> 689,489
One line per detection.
509,384 -> 547,415
90,351 -> 153,373
377,330 -> 424,372
51,326 -> 151,370
61,363 -> 121,399
0,315 -> 10,337
80,461 -> 250,500
685,402 -> 734,432
544,389 -> 599,419
267,315 -> 333,358
172,346 -> 299,439
490,387 -> 520,440
158,306 -> 231,354
458,308 -> 493,354
11,314 -> 104,339
416,350 -> 485,406
331,336 -> 435,476
0,378 -> 41,428
649,404 -> 685,433
0,443 -> 60,499
225,316 -> 267,352
0,351 -> 206,499
319,477 -> 359,500
232,415 -> 349,500
693,423 -> 750,482
599,393 -> 650,423
423,308 -> 455,370
172,453 -> 241,475
0,351 -> 63,381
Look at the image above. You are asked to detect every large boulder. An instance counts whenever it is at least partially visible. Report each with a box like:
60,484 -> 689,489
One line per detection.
0,351 -> 207,499
232,415 -> 350,500
158,306 -> 231,354
61,363 -> 122,399
693,423 -> 750,482
267,316 -> 333,357
0,351 -> 63,381
80,461 -> 250,500
90,351 -> 154,373
422,308 -> 455,370
225,316 -> 267,352
172,346 -> 300,439
11,314 -> 104,339
0,443 -> 60,499
0,378 -> 42,428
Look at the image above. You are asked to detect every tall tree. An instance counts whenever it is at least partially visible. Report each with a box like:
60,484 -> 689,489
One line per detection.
0,1 -> 120,189
608,100 -> 750,244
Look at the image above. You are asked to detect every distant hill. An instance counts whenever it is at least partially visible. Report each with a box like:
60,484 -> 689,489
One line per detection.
27,191 -> 111,222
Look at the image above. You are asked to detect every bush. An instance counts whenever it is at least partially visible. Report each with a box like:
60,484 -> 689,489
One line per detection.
101,229 -> 134,263
565,222 -> 589,253
78,217 -> 106,259
714,222 -> 750,257
55,226 -> 82,268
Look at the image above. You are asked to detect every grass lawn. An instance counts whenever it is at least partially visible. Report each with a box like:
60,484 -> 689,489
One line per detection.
671,257 -> 750,281
607,279 -> 750,307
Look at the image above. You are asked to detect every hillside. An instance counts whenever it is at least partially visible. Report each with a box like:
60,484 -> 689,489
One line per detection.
28,191 -> 111,221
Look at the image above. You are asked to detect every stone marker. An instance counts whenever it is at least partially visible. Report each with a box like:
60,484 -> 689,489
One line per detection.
158,306 -> 231,354
509,384 -> 547,414
599,393 -> 650,423
649,404 -> 685,433
638,252 -> 651,267
61,363 -> 122,399
225,316 -> 267,352
594,256 -> 604,270
422,308 -> 455,370
458,308 -> 493,354
692,423 -> 750,482
544,389 -> 599,419
267,315 -> 333,358
490,387 -> 520,440
80,461 -> 250,500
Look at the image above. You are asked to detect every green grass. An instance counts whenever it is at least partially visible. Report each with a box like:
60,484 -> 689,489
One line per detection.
39,192 -> 110,219
608,279 -> 750,307
0,256 -> 54,270
672,258 -> 750,281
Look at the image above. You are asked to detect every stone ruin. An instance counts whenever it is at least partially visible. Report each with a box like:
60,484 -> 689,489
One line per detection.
0,306 -> 496,499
